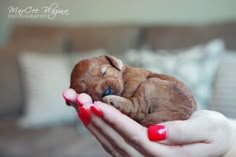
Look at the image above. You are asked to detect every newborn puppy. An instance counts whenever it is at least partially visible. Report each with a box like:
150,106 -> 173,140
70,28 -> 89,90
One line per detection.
67,55 -> 197,126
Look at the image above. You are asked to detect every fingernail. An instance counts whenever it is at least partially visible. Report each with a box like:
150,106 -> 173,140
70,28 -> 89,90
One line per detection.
147,124 -> 167,141
90,105 -> 103,117
62,89 -> 77,103
79,106 -> 91,119
77,93 -> 93,106
76,95 -> 83,107
78,112 -> 89,126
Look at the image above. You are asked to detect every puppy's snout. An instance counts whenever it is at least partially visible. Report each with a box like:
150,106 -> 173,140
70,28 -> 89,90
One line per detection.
102,86 -> 114,97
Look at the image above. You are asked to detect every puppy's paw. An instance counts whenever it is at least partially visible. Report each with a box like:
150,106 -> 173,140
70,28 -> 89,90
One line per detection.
102,95 -> 122,108
102,95 -> 134,114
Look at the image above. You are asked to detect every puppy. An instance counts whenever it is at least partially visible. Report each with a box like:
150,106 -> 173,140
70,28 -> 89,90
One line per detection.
67,55 -> 197,126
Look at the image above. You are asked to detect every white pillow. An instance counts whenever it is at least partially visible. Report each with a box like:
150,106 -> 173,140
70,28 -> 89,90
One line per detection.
124,39 -> 224,109
18,52 -> 76,128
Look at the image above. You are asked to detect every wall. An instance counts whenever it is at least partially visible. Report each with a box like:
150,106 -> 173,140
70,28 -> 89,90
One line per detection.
1,0 -> 236,46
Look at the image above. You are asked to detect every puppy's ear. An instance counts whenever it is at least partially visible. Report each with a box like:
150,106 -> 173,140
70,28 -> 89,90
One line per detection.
104,55 -> 123,71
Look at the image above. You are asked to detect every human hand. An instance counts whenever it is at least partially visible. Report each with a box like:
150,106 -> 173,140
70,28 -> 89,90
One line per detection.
63,89 -> 236,157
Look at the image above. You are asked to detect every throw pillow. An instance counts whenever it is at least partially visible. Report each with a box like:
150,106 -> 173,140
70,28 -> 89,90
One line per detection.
18,52 -> 76,128
124,39 -> 224,109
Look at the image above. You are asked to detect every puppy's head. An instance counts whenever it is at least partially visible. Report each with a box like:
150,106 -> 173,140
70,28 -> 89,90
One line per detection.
69,55 -> 125,101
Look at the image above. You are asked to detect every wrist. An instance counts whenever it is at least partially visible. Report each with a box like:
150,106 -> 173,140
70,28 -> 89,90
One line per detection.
223,119 -> 236,157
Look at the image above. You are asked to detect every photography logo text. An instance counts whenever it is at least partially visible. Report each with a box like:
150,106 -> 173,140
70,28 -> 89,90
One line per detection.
8,3 -> 70,20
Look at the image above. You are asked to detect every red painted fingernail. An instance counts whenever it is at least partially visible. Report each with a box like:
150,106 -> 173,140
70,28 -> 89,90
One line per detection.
78,112 -> 89,126
76,95 -> 83,107
147,124 -> 167,141
79,106 -> 91,119
90,105 -> 103,117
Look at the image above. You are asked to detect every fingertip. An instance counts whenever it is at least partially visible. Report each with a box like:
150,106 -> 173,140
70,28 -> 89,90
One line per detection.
78,112 -> 90,126
76,95 -> 83,107
94,101 -> 115,112
147,124 -> 167,141
90,105 -> 103,117
79,106 -> 91,119
157,119 -> 204,145
77,93 -> 93,107
62,88 -> 77,103
94,101 -> 107,106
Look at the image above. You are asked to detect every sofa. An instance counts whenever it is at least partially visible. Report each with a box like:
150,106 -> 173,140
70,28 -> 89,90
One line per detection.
0,23 -> 236,157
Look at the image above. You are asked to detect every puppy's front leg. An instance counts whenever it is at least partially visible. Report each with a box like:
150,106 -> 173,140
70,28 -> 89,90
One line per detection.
103,96 -> 138,117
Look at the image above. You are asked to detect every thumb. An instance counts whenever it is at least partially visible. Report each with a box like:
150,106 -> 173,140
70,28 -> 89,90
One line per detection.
155,110 -> 212,145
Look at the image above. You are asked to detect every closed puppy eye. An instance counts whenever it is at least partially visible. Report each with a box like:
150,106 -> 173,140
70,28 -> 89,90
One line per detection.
101,66 -> 107,76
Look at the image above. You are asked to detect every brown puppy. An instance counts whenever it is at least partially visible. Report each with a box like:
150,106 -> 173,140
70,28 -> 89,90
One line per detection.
68,55 -> 197,126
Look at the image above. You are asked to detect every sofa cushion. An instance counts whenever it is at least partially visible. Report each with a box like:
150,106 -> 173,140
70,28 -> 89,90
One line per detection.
143,23 -> 236,50
9,25 -> 65,53
9,25 -> 140,54
69,26 -> 140,54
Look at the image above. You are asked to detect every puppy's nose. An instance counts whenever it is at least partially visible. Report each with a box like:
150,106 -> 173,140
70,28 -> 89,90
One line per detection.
102,86 -> 113,97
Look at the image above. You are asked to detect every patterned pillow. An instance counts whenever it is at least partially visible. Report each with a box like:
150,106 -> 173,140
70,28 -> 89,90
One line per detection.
124,40 -> 224,109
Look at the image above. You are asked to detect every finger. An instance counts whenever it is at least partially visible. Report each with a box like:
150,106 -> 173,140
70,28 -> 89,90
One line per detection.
77,103 -> 124,156
62,88 -> 77,103
180,142 -> 219,157
93,101 -> 151,152
87,123 -> 125,157
93,101 -> 178,157
88,111 -> 144,157
77,93 -> 145,157
76,93 -> 93,107
159,110 -> 219,145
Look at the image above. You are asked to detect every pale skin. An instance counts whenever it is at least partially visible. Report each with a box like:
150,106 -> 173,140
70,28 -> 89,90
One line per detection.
63,90 -> 236,157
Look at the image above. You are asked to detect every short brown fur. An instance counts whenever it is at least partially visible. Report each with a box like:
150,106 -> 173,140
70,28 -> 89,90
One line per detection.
68,55 -> 197,126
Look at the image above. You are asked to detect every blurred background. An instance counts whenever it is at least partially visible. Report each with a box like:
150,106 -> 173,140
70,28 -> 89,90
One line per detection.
0,0 -> 236,157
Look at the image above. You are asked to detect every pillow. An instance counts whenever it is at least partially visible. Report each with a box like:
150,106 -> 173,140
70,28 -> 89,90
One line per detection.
209,51 -> 236,118
124,39 -> 224,109
18,52 -> 76,128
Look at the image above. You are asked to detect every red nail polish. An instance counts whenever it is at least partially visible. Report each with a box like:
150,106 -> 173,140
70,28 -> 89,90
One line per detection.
79,107 -> 91,119
147,124 -> 167,141
90,105 -> 103,117
78,112 -> 89,126
76,96 -> 83,107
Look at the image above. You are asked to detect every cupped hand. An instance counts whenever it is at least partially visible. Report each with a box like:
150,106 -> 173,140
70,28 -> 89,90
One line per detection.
63,89 -> 236,157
